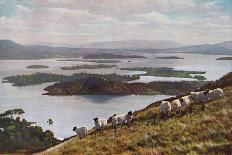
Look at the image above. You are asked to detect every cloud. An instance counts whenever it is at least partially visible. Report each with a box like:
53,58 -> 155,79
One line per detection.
0,0 -> 231,46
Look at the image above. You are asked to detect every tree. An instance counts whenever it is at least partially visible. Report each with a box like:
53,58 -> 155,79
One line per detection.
4,110 -> 14,118
13,109 -> 24,115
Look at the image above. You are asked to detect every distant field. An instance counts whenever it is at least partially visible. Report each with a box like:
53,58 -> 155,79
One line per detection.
26,65 -> 49,69
61,64 -> 117,70
120,67 -> 206,81
216,57 -> 232,60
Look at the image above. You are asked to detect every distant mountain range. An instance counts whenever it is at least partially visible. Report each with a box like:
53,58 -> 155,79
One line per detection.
155,41 -> 232,55
0,40 -> 78,59
0,40 -> 231,59
214,41 -> 232,50
80,40 -> 183,49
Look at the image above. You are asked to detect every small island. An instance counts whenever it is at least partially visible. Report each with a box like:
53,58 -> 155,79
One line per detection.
216,57 -> 232,60
94,60 -> 121,63
3,72 -> 140,86
61,64 -> 117,70
0,109 -> 60,153
44,77 -> 207,96
26,65 -> 49,69
57,59 -> 121,63
120,67 -> 206,81
154,56 -> 184,59
83,53 -> 146,59
56,59 -> 95,62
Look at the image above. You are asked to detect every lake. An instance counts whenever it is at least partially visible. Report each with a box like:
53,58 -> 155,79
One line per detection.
0,53 -> 231,139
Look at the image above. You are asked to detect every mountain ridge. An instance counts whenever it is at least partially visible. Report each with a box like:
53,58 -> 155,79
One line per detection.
0,40 -> 231,60
79,40 -> 183,49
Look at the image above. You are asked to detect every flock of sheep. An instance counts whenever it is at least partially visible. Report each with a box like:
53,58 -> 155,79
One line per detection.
73,88 -> 224,138
73,111 -> 133,138
160,88 -> 224,115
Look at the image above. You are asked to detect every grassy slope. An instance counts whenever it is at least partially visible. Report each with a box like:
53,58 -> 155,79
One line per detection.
38,86 -> 232,155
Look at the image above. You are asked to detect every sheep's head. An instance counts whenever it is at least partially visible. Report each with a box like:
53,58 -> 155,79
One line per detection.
179,98 -> 184,102
204,89 -> 211,94
93,118 -> 99,122
128,111 -> 133,116
127,111 -> 133,121
107,117 -> 112,124
73,127 -> 77,131
108,114 -> 117,123
188,95 -> 194,101
112,114 -> 117,117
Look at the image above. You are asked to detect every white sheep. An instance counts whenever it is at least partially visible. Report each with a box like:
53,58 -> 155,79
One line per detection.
72,126 -> 88,138
180,95 -> 192,107
111,114 -> 118,127
160,101 -> 171,115
171,99 -> 181,111
190,91 -> 200,102
190,91 -> 207,103
93,118 -> 107,130
207,88 -> 224,101
117,111 -> 133,125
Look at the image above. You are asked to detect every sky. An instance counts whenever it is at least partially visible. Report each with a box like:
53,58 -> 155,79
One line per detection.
0,0 -> 231,47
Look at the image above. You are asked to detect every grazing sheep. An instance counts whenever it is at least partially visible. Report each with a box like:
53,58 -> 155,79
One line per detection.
117,111 -> 133,125
171,99 -> 181,111
202,89 -> 212,101
180,95 -> 192,107
93,118 -> 107,130
73,126 -> 88,138
199,91 -> 208,103
190,91 -> 207,103
207,88 -> 224,101
160,101 -> 171,115
111,114 -> 118,127
190,91 -> 200,102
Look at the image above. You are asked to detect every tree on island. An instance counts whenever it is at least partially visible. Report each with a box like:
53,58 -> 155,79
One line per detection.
0,109 -> 25,119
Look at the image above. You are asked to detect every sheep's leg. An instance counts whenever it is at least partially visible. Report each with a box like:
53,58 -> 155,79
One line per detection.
201,102 -> 205,111
187,104 -> 193,113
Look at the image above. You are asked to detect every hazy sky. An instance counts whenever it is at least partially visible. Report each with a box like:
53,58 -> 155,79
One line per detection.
0,0 -> 231,46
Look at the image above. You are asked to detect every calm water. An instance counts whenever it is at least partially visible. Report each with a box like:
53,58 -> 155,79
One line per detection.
0,53 -> 231,139
0,82 -> 166,139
